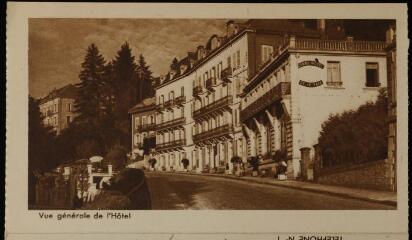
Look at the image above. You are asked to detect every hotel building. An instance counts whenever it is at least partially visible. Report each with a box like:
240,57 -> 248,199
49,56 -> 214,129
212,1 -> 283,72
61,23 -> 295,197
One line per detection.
132,19 -> 390,180
129,97 -> 157,167
240,35 -> 387,179
39,84 -> 78,135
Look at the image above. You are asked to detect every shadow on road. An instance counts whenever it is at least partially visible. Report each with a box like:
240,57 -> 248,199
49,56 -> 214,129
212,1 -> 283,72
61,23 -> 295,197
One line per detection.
146,174 -> 211,209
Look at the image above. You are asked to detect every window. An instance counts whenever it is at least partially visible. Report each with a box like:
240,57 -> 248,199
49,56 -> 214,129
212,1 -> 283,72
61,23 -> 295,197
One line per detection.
366,63 -> 380,87
181,86 -> 184,96
327,61 -> 342,87
150,116 -> 154,124
66,116 -> 71,125
170,91 -> 174,100
261,45 -> 274,63
67,103 -> 72,111
160,95 -> 164,104
227,56 -> 231,70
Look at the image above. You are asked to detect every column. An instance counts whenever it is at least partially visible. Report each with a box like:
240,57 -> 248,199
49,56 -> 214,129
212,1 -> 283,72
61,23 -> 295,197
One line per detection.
228,140 -> 233,171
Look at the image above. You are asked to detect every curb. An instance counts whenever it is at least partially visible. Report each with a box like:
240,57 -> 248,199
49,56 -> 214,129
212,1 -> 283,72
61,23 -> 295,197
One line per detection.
145,171 -> 397,207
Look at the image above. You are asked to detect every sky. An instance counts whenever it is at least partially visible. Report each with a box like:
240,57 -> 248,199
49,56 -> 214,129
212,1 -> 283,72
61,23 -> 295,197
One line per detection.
29,19 -> 229,99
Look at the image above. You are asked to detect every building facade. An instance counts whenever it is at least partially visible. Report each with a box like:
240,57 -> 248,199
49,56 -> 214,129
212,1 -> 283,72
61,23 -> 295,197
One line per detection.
39,84 -> 78,135
241,35 -> 387,179
131,19 -> 392,182
129,97 -> 157,167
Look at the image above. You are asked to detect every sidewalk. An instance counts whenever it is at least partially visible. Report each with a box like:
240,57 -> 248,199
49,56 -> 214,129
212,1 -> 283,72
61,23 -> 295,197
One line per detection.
149,170 -> 397,206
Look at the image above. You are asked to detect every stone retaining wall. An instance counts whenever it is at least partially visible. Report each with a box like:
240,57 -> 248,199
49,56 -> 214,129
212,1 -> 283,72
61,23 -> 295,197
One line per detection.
316,159 -> 393,191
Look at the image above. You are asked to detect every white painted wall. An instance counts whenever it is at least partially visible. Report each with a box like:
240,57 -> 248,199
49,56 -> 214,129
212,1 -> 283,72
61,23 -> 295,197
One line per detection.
291,52 -> 387,153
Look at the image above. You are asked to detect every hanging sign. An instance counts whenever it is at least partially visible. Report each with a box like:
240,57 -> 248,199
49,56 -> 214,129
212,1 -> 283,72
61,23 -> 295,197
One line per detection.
298,60 -> 325,69
299,80 -> 323,87
298,59 -> 324,88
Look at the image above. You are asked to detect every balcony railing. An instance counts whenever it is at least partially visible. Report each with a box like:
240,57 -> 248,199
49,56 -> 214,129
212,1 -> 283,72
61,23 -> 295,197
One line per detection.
193,124 -> 234,143
175,96 -> 186,105
193,95 -> 233,120
241,82 -> 291,122
156,139 -> 186,151
193,86 -> 203,96
221,67 -> 233,83
206,77 -> 217,90
138,123 -> 156,132
292,38 -> 386,53
156,103 -> 164,111
164,99 -> 174,109
156,117 -> 185,131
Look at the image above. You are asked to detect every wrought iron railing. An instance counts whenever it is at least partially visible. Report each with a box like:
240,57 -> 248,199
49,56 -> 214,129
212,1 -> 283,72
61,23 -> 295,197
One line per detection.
193,96 -> 233,119
156,139 -> 186,151
241,82 -> 291,122
193,124 -> 234,143
156,117 -> 185,131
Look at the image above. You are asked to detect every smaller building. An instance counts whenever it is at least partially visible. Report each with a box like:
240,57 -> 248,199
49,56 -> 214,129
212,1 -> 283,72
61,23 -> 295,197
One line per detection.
39,84 -> 78,135
129,97 -> 157,168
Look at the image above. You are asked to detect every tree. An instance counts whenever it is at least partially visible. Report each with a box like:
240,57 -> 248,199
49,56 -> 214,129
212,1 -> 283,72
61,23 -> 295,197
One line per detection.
136,54 -> 154,101
318,89 -> 388,167
74,43 -> 106,126
28,96 -> 55,204
111,42 -> 138,148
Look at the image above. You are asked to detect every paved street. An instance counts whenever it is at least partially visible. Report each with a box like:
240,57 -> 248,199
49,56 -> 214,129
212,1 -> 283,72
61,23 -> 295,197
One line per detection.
145,172 -> 395,210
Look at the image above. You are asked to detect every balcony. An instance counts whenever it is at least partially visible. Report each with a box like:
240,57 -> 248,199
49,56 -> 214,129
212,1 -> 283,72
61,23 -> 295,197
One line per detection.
291,38 -> 386,53
193,95 -> 233,120
138,123 -> 156,132
221,67 -> 233,83
156,139 -> 186,152
156,103 -> 164,112
240,82 -> 291,122
156,117 -> 185,132
193,86 -> 203,96
175,96 -> 186,106
164,99 -> 174,109
206,77 -> 217,91
193,124 -> 234,143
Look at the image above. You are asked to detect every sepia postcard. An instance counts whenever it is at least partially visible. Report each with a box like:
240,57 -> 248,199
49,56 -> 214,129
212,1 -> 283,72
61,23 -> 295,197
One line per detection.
5,2 -> 408,240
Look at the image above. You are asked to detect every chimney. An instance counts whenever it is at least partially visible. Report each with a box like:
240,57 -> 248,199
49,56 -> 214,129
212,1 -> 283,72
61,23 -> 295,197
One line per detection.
386,26 -> 395,44
317,19 -> 326,39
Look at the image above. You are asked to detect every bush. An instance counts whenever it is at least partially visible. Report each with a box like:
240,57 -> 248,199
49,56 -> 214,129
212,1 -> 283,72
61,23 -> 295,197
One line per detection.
248,156 -> 259,171
75,139 -> 101,159
148,158 -> 157,168
230,156 -> 242,164
318,89 -> 388,167
103,144 -> 127,170
181,158 -> 189,169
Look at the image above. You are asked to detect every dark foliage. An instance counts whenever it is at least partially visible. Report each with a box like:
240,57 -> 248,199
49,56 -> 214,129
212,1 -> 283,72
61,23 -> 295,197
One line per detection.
181,158 -> 190,169
230,156 -> 242,164
103,144 -> 127,170
318,89 -> 388,167
248,156 -> 259,171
